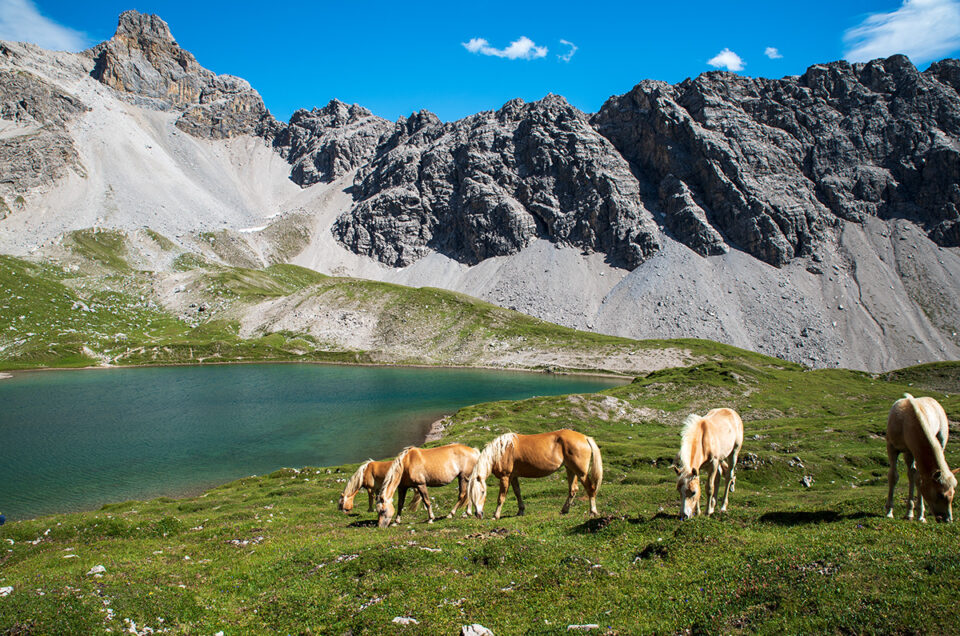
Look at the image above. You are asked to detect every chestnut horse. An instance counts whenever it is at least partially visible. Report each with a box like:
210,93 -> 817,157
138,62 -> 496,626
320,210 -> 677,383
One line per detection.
673,408 -> 743,519
338,460 -> 420,514
376,443 -> 480,528
886,394 -> 957,522
467,430 -> 603,519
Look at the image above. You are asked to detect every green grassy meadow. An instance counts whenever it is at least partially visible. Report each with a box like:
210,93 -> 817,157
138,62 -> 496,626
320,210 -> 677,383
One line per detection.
2,357 -> 958,634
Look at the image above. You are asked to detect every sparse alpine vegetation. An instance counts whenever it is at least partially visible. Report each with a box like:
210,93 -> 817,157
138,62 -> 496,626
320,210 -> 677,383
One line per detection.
0,231 -> 714,374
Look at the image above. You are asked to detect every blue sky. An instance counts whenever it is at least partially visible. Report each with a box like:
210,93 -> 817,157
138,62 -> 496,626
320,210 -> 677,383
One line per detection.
3,0 -> 960,123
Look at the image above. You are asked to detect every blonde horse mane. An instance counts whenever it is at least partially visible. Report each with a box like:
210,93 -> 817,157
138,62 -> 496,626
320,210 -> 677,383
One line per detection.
380,447 -> 415,499
903,394 -> 957,489
677,413 -> 702,473
342,459 -> 373,499
472,433 -> 518,480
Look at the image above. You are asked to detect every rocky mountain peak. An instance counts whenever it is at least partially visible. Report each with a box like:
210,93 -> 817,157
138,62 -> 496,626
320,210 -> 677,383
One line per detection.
88,11 -> 275,140
113,10 -> 178,45
274,100 -> 392,187
90,11 -> 203,106
594,54 -> 960,266
335,94 -> 660,268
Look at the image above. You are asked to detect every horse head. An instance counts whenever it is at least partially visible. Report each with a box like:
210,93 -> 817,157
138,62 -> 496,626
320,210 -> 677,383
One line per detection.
337,493 -> 354,513
376,495 -> 395,528
468,475 -> 488,519
674,465 -> 701,520
921,469 -> 958,522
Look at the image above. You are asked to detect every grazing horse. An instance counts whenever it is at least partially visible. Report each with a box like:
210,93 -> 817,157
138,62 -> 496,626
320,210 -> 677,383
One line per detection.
886,394 -> 957,522
376,443 -> 480,528
338,460 -> 420,514
673,408 -> 743,520
467,429 -> 603,520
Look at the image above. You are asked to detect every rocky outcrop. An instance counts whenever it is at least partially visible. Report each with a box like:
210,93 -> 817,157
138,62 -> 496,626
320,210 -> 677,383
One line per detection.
593,55 -> 960,266
272,100 -> 392,187
333,95 -> 660,268
88,10 -> 276,140
0,64 -> 87,195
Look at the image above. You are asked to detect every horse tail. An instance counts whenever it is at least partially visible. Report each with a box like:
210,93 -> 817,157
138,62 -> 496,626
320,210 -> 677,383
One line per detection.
586,436 -> 603,491
408,489 -> 422,512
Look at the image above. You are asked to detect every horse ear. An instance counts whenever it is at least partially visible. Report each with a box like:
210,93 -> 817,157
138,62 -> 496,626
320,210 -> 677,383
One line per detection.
691,467 -> 699,477
672,465 -> 680,475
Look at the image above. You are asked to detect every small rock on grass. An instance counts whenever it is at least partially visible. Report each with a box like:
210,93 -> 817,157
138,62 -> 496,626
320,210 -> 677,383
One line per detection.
0,586 -> 13,597
567,625 -> 600,631
392,616 -> 419,625
461,624 -> 494,636
87,565 -> 106,576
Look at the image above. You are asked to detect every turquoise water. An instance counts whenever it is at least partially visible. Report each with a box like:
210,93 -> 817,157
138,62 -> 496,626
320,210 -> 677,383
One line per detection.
0,364 -> 624,520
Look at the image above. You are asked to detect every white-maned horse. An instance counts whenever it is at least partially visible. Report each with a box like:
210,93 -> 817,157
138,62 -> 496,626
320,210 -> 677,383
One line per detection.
467,429 -> 603,520
338,459 -> 420,514
886,393 -> 957,522
673,408 -> 743,519
376,443 -> 479,528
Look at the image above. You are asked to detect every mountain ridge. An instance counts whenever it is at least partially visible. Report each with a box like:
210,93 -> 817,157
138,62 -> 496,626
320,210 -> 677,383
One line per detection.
0,10 -> 958,372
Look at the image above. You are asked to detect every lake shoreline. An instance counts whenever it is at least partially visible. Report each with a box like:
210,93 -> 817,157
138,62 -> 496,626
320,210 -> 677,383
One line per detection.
1,358 -> 635,381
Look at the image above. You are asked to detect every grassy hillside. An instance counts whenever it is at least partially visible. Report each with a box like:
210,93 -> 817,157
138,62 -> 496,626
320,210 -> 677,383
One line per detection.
0,241 -> 775,373
2,360 -> 959,633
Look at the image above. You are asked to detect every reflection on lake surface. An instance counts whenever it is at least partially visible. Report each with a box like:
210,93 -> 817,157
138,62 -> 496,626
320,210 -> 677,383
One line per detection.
0,364 -> 625,520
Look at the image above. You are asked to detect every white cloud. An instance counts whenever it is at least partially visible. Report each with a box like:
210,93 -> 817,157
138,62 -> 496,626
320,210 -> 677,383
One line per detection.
462,36 -> 548,60
0,0 -> 88,51
558,39 -> 578,62
707,48 -> 745,71
844,0 -> 960,64
764,46 -> 783,59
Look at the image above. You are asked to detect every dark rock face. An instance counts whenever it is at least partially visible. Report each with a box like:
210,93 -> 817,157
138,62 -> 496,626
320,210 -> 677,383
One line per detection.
272,100 -> 392,187
593,55 -> 960,266
333,95 -> 660,268
0,64 -> 87,193
89,10 -> 275,139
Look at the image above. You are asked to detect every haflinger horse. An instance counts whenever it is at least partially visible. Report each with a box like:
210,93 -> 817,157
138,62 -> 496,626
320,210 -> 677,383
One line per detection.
886,393 -> 958,523
673,408 -> 743,520
338,460 -> 420,514
467,429 -> 603,520
376,443 -> 480,528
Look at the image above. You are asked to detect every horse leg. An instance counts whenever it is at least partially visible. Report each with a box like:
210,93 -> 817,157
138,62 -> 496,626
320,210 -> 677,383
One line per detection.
448,476 -> 468,519
393,487 -> 408,526
885,445 -> 900,519
494,476 -> 510,520
367,487 -> 375,513
415,484 -> 434,522
561,468 -> 579,515
720,450 -> 739,513
583,472 -> 599,517
904,452 -> 920,521
705,460 -> 720,516
510,476 -> 525,516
